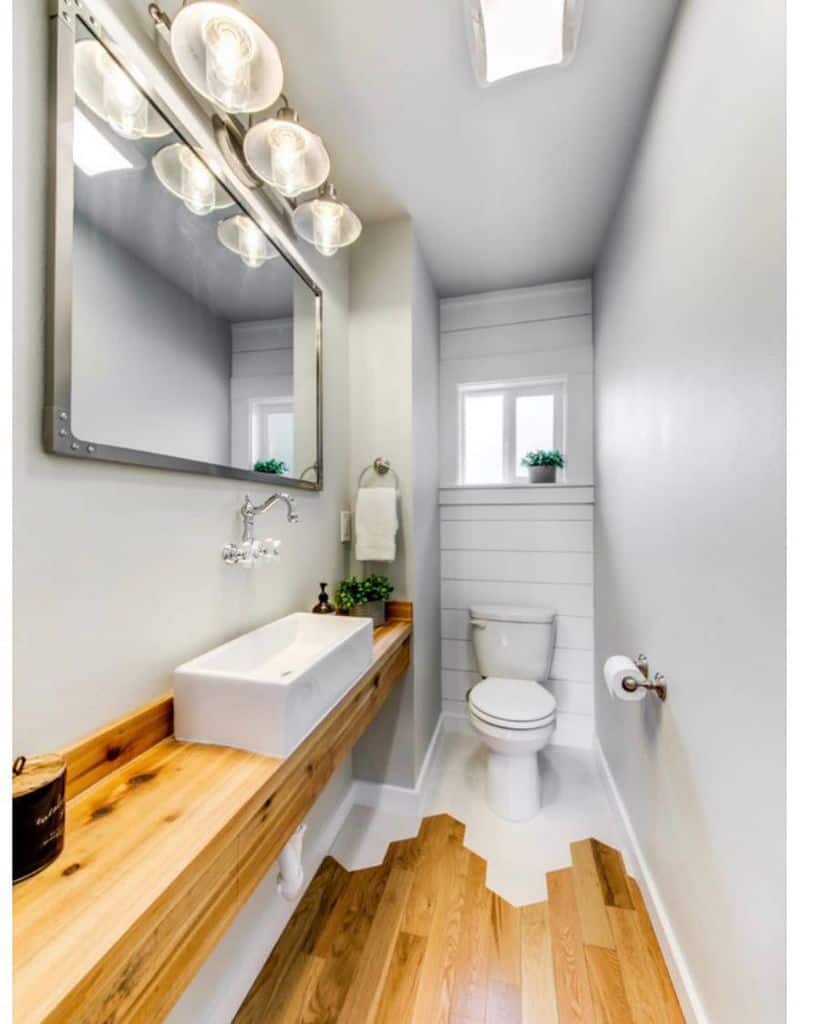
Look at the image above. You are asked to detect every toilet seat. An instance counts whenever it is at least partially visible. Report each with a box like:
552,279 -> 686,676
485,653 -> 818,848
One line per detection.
468,677 -> 557,731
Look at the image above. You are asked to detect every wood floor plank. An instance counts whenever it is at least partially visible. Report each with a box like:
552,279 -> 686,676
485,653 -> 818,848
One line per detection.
584,945 -> 633,1024
337,867 -> 414,1024
547,868 -> 596,1024
401,814 -> 460,938
409,820 -> 471,1023
269,953 -> 327,1024
592,842 -> 634,910
608,906 -> 668,1024
486,891 -> 522,1024
451,852 -> 492,1021
373,931 -> 427,1023
626,879 -> 686,1024
570,840 -> 616,949
234,857 -> 347,1022
521,901 -> 559,1024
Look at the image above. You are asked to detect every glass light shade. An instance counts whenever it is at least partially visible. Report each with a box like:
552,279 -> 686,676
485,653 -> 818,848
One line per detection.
243,110 -> 330,198
169,0 -> 283,113
217,214 -> 278,268
293,186 -> 361,257
74,39 -> 172,140
152,143 -> 234,216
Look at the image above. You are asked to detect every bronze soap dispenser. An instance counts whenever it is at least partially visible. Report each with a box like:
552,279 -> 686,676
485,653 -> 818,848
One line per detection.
312,582 -> 335,614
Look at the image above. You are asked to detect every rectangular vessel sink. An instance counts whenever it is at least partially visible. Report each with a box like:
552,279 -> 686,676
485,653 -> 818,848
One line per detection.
173,613 -> 374,758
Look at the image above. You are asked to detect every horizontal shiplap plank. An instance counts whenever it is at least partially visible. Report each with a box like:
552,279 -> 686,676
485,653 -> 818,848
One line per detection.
442,640 -> 593,684
442,580 -> 593,618
442,549 -> 593,585
440,280 -> 591,332
440,486 -> 594,506
440,504 -> 593,522
441,670 -> 593,716
441,520 -> 593,553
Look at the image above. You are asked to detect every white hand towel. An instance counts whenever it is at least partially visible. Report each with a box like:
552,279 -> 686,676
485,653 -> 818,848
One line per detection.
355,488 -> 398,562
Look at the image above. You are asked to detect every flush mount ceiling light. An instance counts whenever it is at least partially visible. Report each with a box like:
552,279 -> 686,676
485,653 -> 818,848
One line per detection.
152,142 -> 234,216
168,0 -> 283,113
74,39 -> 172,140
217,213 -> 279,268
465,0 -> 584,85
293,184 -> 361,258
243,99 -> 330,198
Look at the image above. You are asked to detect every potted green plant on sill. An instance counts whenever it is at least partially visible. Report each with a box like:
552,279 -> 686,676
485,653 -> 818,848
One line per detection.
521,449 -> 564,484
335,574 -> 394,627
254,458 -> 289,475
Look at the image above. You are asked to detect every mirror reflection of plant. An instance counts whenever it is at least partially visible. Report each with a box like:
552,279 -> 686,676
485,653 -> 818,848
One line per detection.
335,574 -> 394,611
254,458 -> 289,475
520,449 -> 565,468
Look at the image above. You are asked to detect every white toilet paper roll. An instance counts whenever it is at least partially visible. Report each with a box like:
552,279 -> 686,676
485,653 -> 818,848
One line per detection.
604,656 -> 647,702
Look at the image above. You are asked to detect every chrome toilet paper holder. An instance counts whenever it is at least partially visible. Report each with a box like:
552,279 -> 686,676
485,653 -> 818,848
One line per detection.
622,653 -> 668,702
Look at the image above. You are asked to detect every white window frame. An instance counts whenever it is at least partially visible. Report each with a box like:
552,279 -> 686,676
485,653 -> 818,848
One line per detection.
458,377 -> 566,485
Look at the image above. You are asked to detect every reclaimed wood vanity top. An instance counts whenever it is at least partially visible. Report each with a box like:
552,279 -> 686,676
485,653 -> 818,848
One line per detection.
13,614 -> 412,1024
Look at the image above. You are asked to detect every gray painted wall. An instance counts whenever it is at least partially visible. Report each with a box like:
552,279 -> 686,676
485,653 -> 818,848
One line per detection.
593,2 -> 785,1021
72,216 -> 232,464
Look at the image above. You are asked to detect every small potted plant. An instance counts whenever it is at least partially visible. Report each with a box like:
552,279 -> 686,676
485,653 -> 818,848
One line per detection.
254,458 -> 288,475
521,449 -> 564,484
335,574 -> 394,627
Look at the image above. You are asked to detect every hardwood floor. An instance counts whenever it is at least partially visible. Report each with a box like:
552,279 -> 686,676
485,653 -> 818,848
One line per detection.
233,815 -> 685,1024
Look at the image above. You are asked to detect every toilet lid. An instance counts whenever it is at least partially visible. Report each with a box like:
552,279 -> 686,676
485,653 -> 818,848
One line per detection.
469,677 -> 557,725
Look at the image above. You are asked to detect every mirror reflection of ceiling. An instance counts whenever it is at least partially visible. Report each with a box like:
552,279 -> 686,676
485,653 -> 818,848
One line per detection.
127,0 -> 680,297
74,80 -> 295,323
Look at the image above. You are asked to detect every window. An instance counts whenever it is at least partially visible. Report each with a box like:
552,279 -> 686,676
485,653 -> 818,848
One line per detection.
459,379 -> 564,484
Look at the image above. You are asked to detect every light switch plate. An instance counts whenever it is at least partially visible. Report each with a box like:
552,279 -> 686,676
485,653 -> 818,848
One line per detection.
340,509 -> 352,543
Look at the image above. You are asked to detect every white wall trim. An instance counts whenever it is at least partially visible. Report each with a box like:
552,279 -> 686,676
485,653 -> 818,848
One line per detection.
440,280 -> 592,333
353,713 -> 446,817
595,740 -> 709,1024
440,485 -> 595,506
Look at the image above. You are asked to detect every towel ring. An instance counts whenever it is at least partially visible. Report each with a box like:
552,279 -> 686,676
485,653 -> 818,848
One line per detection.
357,457 -> 400,490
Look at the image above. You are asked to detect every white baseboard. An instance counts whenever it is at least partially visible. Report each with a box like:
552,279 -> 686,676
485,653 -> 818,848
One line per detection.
594,740 -> 709,1024
441,700 -> 594,749
353,712 -> 446,817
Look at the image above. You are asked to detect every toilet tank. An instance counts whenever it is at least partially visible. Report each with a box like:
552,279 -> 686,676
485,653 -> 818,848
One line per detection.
469,604 -> 556,682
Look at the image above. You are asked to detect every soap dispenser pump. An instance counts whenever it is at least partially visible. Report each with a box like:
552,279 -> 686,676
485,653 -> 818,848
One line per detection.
312,582 -> 335,614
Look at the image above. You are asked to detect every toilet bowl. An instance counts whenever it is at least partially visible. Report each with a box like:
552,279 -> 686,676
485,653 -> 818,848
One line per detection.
467,605 -> 557,822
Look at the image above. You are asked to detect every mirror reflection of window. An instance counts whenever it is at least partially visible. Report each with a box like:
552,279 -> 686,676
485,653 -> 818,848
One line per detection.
68,23 -> 319,485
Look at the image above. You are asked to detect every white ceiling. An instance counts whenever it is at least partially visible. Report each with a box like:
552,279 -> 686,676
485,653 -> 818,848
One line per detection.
135,0 -> 679,297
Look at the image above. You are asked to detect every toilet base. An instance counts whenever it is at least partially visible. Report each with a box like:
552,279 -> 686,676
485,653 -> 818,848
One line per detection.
487,749 -> 540,822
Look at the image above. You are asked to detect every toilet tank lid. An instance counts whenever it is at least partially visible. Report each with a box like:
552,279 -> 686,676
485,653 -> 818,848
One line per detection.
469,604 -> 555,624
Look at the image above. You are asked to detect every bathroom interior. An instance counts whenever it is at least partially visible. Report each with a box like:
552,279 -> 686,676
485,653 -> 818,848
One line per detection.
8,1 -> 786,1022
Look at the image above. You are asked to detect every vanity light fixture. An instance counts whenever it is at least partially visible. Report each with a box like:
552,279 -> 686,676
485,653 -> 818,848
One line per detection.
168,0 -> 284,114
152,142 -> 234,216
217,214 -> 279,268
74,39 -> 172,140
243,98 -> 331,198
293,184 -> 362,258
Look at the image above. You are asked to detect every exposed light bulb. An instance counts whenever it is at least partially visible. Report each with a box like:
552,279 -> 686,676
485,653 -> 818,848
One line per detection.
202,15 -> 255,112
180,147 -> 216,216
98,50 -> 147,140
237,215 -> 269,268
313,198 -> 344,257
268,123 -> 308,198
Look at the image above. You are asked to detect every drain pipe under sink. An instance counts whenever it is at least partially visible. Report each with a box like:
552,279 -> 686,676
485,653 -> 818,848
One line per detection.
277,822 -> 307,901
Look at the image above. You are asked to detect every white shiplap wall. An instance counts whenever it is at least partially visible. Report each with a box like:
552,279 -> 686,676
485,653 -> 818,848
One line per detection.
439,282 -> 595,747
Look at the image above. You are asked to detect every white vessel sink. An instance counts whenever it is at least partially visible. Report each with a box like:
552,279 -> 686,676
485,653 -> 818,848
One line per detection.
173,613 -> 374,758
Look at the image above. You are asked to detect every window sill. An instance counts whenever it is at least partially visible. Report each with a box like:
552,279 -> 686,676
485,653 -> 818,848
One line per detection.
439,482 -> 595,505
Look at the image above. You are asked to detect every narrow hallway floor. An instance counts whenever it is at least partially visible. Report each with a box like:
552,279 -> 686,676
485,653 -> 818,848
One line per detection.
233,815 -> 685,1023
332,730 -> 626,906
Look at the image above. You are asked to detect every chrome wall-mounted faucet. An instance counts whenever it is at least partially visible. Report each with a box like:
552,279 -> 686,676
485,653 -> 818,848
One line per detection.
222,492 -> 299,567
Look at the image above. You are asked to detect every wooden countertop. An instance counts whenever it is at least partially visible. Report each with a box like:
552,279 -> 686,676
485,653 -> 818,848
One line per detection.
13,616 -> 412,1024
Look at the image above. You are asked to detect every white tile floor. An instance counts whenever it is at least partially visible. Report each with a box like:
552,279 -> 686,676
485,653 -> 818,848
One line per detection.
330,731 -> 626,906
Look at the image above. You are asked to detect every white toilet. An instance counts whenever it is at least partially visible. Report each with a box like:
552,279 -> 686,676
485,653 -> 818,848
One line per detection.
467,604 -> 558,822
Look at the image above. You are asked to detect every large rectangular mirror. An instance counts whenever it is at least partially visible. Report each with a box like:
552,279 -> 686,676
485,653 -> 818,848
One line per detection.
46,13 -> 322,489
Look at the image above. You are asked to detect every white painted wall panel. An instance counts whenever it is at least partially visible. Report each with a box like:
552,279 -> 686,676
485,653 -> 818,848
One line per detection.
441,316 -> 592,362
440,503 -> 593,522
441,549 -> 593,585
440,280 -> 591,332
441,519 -> 593,552
442,579 -> 594,618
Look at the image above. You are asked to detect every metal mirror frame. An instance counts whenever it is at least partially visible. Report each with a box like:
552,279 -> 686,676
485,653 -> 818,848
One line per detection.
45,0 -> 324,491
